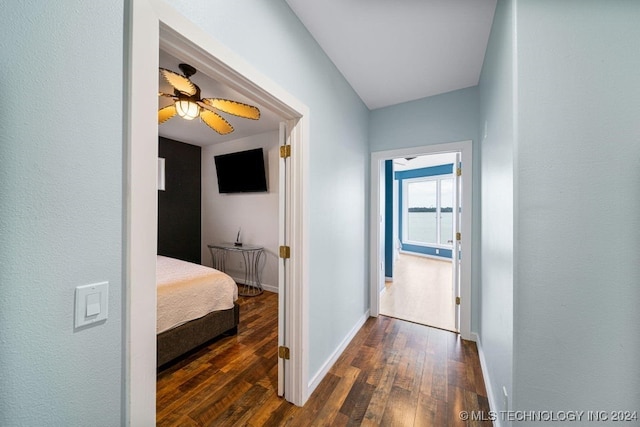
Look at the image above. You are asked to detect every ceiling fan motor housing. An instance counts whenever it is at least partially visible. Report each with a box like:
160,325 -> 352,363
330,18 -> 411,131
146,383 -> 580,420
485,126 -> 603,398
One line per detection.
179,63 -> 197,78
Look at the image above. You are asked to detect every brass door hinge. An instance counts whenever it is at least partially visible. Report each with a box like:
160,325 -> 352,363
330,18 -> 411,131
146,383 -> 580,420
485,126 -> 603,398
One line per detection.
456,232 -> 461,241
280,145 -> 291,158
456,167 -> 462,177
278,346 -> 290,360
279,245 -> 291,259
456,297 -> 461,305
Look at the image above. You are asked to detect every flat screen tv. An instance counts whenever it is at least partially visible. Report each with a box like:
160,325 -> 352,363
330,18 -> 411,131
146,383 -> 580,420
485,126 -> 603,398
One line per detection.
214,148 -> 268,193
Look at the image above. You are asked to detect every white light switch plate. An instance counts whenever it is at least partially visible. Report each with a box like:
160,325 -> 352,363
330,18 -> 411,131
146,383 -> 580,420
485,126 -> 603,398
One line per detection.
75,282 -> 108,328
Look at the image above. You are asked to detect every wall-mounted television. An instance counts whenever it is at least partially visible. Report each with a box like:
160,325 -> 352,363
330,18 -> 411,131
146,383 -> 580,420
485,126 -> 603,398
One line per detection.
214,148 -> 268,193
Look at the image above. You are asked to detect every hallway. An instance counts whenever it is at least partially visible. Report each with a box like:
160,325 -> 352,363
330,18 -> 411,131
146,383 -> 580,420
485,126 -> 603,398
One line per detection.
157,290 -> 490,426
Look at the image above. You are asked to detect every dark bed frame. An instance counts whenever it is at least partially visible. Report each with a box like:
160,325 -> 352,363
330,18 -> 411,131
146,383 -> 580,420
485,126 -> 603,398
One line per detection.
157,302 -> 240,368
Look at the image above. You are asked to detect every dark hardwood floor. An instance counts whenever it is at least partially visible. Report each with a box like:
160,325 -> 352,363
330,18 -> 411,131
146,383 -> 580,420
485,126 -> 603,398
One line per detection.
157,291 -> 492,426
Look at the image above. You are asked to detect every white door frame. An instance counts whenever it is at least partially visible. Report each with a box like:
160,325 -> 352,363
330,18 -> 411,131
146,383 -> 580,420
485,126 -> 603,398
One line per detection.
125,1 -> 309,424
369,141 -> 473,340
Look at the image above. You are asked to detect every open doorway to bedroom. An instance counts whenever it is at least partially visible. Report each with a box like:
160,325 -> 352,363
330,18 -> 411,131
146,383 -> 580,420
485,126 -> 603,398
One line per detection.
154,46 -> 286,420
156,48 -> 283,292
370,140 -> 473,340
379,153 -> 458,332
126,5 -> 310,422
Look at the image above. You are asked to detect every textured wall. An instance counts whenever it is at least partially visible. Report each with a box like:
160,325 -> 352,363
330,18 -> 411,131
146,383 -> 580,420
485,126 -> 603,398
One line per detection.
478,0 -> 515,415
515,0 -> 640,412
0,1 -> 124,425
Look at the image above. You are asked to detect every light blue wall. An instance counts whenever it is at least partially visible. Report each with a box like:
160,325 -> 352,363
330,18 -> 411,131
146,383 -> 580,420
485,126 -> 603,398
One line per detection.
1,0 -> 369,423
478,0 -> 514,414
164,0 -> 371,377
369,87 -> 480,153
0,1 -> 124,426
514,0 -> 640,412
369,87 -> 482,331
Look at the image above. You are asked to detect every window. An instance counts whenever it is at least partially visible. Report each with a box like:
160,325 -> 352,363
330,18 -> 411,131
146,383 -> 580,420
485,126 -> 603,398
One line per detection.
403,176 -> 453,248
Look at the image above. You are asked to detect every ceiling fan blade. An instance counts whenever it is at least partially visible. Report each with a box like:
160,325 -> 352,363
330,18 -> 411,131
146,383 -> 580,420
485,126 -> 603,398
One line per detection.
159,68 -> 197,96
200,109 -> 234,135
201,98 -> 260,120
158,92 -> 176,98
197,100 -> 216,112
158,104 -> 176,124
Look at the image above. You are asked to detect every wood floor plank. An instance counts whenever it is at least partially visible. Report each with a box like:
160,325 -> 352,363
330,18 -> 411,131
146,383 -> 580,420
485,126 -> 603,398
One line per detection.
414,392 -> 448,427
246,393 -> 290,427
311,365 -> 360,426
447,385 -> 469,427
157,363 -> 217,410
431,358 -> 448,402
448,359 -> 473,391
203,383 -> 271,427
157,290 -> 493,426
361,350 -> 400,426
340,372 -> 376,425
258,400 -> 298,427
161,414 -> 200,427
394,347 -> 425,392
285,373 -> 341,427
418,355 -> 435,397
380,385 -> 417,426
189,378 -> 254,424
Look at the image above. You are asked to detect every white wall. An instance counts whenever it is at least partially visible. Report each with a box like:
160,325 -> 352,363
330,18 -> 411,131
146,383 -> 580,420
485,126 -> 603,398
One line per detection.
0,1 -> 124,425
201,131 -> 280,291
514,0 -> 640,412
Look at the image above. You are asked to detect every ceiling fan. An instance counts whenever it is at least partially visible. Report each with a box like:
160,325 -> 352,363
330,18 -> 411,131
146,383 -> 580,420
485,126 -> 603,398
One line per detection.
157,63 -> 260,135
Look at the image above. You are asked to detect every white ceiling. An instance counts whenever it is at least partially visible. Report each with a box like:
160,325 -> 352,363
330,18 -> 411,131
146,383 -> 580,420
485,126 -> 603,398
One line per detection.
285,0 -> 497,110
158,49 -> 283,147
159,1 -> 496,145
394,152 -> 457,171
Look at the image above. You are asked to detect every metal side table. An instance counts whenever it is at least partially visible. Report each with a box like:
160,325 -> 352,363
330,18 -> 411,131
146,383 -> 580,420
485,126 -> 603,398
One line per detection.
207,242 -> 264,296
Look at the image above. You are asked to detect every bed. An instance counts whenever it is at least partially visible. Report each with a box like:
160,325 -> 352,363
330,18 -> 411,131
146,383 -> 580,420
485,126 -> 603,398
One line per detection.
156,255 -> 239,368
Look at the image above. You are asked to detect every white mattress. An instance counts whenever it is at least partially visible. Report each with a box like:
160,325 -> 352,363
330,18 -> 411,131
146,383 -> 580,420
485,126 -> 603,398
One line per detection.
156,255 -> 238,334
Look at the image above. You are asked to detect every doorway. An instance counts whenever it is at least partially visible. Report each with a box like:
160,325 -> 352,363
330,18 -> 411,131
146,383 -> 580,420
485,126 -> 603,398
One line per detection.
126,2 -> 310,423
370,141 -> 473,340
379,153 -> 458,331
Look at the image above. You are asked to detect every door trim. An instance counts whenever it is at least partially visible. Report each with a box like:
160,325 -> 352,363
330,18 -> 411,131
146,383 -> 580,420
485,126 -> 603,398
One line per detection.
125,1 -> 309,424
369,141 -> 473,340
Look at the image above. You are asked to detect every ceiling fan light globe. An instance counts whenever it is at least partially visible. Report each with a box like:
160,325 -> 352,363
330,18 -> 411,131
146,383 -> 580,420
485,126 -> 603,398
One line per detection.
175,99 -> 199,120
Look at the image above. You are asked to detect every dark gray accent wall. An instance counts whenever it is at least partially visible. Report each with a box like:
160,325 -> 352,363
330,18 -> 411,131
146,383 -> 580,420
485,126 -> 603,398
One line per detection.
158,137 -> 202,264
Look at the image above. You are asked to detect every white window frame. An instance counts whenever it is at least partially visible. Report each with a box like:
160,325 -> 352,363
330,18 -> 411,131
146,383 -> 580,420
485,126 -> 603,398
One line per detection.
401,174 -> 454,249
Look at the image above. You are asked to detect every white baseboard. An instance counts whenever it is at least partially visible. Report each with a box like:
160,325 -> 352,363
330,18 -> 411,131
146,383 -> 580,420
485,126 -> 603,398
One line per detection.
472,332 -> 499,427
307,310 -> 370,394
229,275 -> 278,294
261,283 -> 278,293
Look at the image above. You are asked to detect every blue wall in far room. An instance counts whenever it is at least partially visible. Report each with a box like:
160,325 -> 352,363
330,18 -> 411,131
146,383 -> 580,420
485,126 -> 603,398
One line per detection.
395,164 -> 453,181
384,160 -> 394,278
